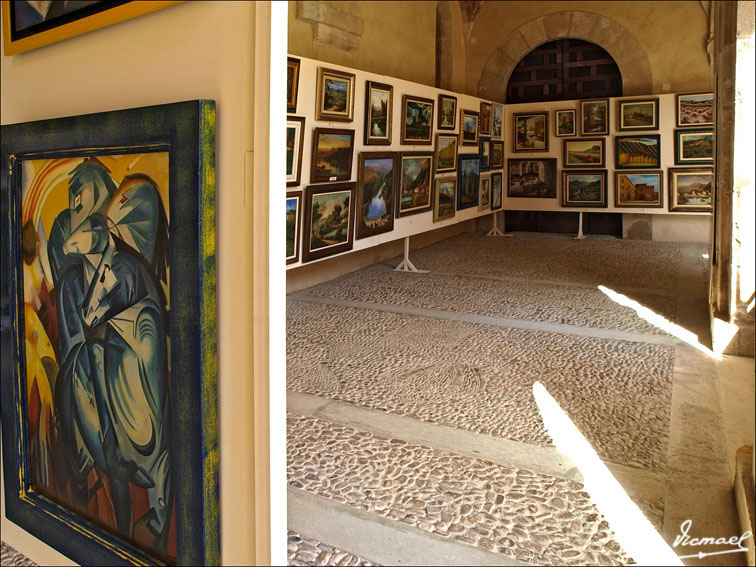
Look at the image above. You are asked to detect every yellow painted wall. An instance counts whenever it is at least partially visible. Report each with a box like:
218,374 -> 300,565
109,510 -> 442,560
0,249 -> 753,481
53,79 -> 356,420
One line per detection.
466,1 -> 712,96
289,1 -> 437,87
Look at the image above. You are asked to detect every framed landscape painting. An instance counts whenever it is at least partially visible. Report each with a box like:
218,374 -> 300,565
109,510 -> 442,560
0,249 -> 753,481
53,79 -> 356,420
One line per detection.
674,129 -> 713,165
555,109 -> 576,137
479,176 -> 491,211
397,152 -> 434,217
435,134 -> 458,174
615,171 -> 663,208
617,98 -> 659,131
316,67 -> 356,122
287,57 -> 301,113
615,134 -> 661,169
676,92 -> 714,127
562,170 -> 608,207
457,154 -> 480,210
287,116 -> 305,187
303,182 -> 356,262
438,94 -> 457,131
364,81 -> 393,145
492,104 -> 504,140
401,95 -> 434,145
433,177 -> 456,222
507,158 -> 557,198
460,109 -> 479,146
491,172 -> 503,211
287,190 -> 303,264
513,112 -> 548,152
479,137 -> 492,172
563,138 -> 605,168
580,99 -> 609,136
0,101 -> 218,565
668,168 -> 714,212
356,152 -> 396,239
310,128 -> 356,183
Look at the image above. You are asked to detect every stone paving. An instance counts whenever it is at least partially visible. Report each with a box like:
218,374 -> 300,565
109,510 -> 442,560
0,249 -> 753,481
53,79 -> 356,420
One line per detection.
0,543 -> 36,567
288,530 -> 379,566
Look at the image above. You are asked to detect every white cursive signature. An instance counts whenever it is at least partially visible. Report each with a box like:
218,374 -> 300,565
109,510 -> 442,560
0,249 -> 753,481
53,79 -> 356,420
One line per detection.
673,519 -> 752,559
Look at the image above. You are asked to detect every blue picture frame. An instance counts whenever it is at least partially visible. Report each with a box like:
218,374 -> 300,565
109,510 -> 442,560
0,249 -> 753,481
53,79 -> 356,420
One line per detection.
457,154 -> 480,210
1,100 -> 218,566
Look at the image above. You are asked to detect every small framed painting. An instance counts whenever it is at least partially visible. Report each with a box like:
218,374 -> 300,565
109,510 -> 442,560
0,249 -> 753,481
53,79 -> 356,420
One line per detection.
479,176 -> 491,211
615,134 -> 661,169
302,182 -> 356,262
668,168 -> 714,212
310,127 -> 356,183
617,98 -> 659,131
288,57 -> 301,113
479,102 -> 493,136
457,154 -> 481,210
287,116 -> 305,187
615,171 -> 663,208
674,129 -> 714,165
460,109 -> 479,146
562,170 -> 608,207
364,81 -> 393,145
401,95 -> 434,145
438,94 -> 457,131
676,92 -> 714,127
433,177 -> 456,222
555,109 -> 577,137
435,134 -> 459,174
356,152 -> 397,239
491,172 -> 503,210
507,158 -> 558,198
580,99 -> 609,136
479,137 -> 492,172
492,103 -> 504,139
513,112 -> 548,152
491,141 -> 504,169
287,191 -> 303,264
316,67 -> 356,122
563,138 -> 605,168
397,152 -> 434,217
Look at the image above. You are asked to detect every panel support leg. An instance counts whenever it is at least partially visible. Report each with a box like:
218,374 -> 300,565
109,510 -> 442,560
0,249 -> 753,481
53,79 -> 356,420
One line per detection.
394,236 -> 430,273
486,210 -> 513,237
574,211 -> 587,240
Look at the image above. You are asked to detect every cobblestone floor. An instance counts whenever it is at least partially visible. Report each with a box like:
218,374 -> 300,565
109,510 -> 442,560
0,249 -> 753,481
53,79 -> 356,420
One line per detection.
0,543 -> 36,567
288,530 -> 379,566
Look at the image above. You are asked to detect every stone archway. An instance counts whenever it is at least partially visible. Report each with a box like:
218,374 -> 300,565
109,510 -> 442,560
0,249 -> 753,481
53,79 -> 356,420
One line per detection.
478,11 -> 654,101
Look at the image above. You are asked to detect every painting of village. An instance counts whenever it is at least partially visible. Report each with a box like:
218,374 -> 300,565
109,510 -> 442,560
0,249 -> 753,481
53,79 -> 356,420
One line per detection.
619,100 -> 657,130
677,93 -> 714,126
616,172 -> 662,207
398,155 -> 433,216
507,159 -> 557,198
669,169 -> 713,212
357,155 -> 395,238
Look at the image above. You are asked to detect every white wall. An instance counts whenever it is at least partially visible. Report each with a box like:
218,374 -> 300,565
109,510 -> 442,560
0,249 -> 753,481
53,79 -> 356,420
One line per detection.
1,2 -> 260,565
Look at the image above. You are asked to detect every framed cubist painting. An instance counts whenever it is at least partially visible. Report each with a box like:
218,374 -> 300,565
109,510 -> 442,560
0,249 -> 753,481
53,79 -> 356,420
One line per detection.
356,152 -> 396,239
0,101 -> 218,565
302,183 -> 356,261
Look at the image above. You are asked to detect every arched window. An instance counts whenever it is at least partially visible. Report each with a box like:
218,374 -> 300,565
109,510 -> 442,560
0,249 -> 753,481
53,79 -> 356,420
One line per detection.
506,39 -> 622,104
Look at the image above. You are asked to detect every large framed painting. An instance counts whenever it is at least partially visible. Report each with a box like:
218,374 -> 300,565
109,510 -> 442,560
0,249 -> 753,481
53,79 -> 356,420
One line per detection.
555,109 -> 576,137
356,152 -> 396,239
435,134 -> 458,174
401,95 -> 434,145
1,1 -> 181,56
433,177 -> 456,222
457,154 -> 480,210
676,92 -> 714,127
579,99 -> 609,136
617,98 -> 659,131
507,158 -> 557,199
490,172 -> 503,211
668,168 -> 714,212
674,129 -> 713,165
513,112 -> 548,152
479,102 -> 492,136
563,138 -> 605,168
491,103 -> 504,140
615,134 -> 661,169
0,101 -> 218,565
287,57 -> 301,113
397,152 -> 433,217
615,171 -> 663,208
286,116 -> 305,187
302,183 -> 356,262
364,81 -> 393,145
286,190 -> 303,264
562,170 -> 608,207
437,94 -> 457,131
316,67 -> 356,123
310,127 -> 356,183
460,109 -> 479,146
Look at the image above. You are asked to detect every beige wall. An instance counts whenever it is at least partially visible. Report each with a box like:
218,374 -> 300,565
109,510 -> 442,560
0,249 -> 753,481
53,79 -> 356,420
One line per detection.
1,2 -> 264,565
466,1 -> 713,97
289,1 -> 437,87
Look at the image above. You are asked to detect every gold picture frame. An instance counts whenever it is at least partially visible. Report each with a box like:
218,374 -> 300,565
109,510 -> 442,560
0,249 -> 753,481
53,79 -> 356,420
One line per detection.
316,66 -> 356,123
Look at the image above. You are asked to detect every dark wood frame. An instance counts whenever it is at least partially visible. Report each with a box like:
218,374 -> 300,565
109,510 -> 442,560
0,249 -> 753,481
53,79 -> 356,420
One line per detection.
457,153 -> 480,210
310,127 -> 356,183
616,98 -> 659,132
302,182 -> 356,262
316,67 -> 356,122
579,98 -> 609,136
491,103 -> 504,140
506,158 -> 558,199
674,128 -> 714,165
286,116 -> 305,187
668,167 -> 714,212
675,92 -> 714,128
287,57 -> 301,113
437,94 -> 457,131
433,177 -> 456,222
401,95 -> 434,145
561,169 -> 608,207
460,109 -> 479,146
479,102 -> 493,136
614,171 -> 664,209
286,190 -> 303,264
355,152 -> 397,239
479,137 -> 492,172
490,172 -> 503,211
435,134 -> 459,174
491,141 -> 504,169
364,81 -> 393,145
397,152 -> 434,217
563,138 -> 606,168
513,112 -> 549,152
479,175 -> 491,211
614,134 -> 661,169
555,109 -> 577,137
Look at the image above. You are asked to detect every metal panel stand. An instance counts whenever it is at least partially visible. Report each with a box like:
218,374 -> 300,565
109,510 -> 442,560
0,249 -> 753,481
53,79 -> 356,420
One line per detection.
574,211 -> 587,240
486,210 -> 513,237
394,236 -> 430,273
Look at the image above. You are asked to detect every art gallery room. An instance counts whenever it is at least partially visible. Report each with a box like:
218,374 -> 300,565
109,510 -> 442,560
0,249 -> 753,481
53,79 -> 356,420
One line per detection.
0,1 -> 755,566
